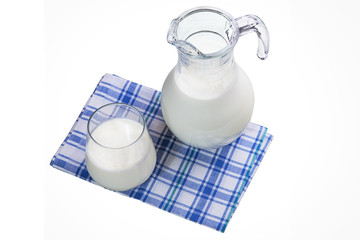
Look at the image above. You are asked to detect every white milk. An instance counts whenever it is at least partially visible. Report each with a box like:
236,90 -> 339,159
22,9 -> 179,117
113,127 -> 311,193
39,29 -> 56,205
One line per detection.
85,118 -> 156,191
161,62 -> 254,149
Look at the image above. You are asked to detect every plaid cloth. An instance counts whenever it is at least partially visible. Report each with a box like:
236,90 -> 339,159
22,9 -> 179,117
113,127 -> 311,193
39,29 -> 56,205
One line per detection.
50,73 -> 273,232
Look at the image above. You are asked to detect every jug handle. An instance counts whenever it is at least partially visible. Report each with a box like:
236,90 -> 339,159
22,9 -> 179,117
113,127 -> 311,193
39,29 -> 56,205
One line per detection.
236,15 -> 269,60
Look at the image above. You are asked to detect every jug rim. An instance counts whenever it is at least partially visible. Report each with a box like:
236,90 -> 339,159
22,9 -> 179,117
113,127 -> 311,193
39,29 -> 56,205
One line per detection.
167,6 -> 239,59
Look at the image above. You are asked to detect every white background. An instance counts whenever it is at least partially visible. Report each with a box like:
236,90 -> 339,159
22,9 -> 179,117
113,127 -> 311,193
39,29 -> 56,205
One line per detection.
1,0 -> 360,239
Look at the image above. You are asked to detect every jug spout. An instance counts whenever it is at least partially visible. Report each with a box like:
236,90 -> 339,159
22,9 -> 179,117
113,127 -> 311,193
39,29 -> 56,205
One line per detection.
167,19 -> 204,57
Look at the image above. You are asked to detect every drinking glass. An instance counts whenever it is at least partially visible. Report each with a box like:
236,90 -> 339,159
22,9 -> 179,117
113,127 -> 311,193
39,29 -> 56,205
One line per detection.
85,103 -> 156,191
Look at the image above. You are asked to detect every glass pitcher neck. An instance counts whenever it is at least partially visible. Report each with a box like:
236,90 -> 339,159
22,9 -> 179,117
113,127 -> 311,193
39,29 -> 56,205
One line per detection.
168,7 -> 270,61
174,48 -> 236,100
177,48 -> 234,75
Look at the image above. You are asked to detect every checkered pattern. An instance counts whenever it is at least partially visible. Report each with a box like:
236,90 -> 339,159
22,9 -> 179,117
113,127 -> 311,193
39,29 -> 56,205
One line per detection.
50,73 -> 273,232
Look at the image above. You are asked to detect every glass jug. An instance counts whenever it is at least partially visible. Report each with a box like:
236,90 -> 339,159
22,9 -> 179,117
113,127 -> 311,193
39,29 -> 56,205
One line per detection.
161,6 -> 269,149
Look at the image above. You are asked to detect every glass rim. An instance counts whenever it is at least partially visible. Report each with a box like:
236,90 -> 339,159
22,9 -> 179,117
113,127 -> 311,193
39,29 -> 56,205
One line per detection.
87,103 -> 146,149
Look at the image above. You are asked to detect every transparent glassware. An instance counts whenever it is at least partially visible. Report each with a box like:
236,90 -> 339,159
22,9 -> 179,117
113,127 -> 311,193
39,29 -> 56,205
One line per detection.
161,6 -> 269,149
85,103 -> 156,191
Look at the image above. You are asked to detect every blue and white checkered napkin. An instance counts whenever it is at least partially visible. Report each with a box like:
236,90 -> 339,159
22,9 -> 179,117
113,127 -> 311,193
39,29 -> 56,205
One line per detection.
50,73 -> 273,232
